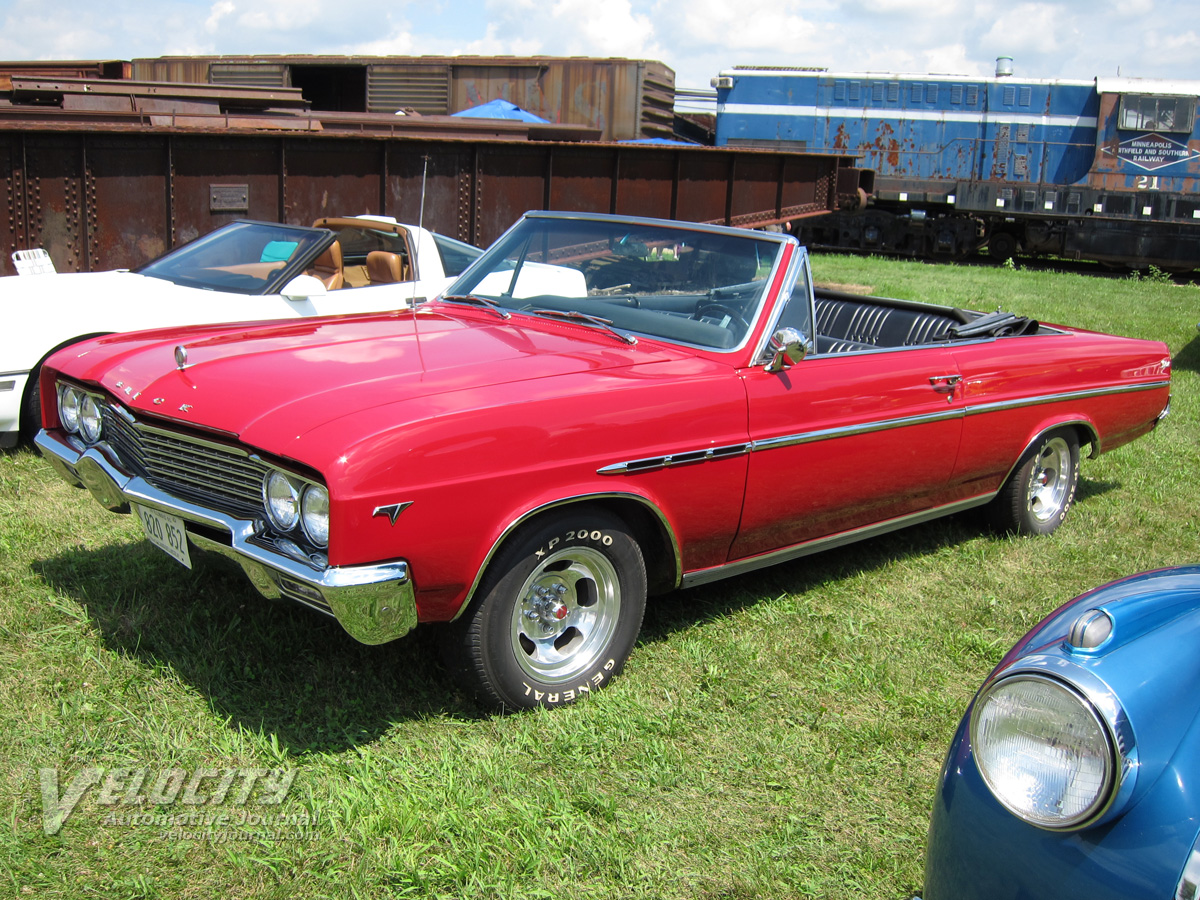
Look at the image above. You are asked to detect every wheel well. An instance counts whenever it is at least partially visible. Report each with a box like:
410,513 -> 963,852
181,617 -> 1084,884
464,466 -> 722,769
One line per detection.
587,497 -> 679,596
991,422 -> 1094,498
24,333 -> 111,401
469,496 -> 680,614
1035,422 -> 1095,458
20,333 -> 112,439
1066,422 -> 1100,459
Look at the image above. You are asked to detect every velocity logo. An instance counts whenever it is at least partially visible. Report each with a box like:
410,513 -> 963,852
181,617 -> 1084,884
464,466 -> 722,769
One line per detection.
38,766 -> 296,835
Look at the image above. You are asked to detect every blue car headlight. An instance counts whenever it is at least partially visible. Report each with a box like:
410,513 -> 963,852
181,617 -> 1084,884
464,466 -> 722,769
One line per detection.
970,673 -> 1119,830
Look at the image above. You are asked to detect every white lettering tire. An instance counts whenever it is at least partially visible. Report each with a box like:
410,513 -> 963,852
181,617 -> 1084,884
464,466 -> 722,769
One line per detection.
441,509 -> 647,710
989,429 -> 1080,536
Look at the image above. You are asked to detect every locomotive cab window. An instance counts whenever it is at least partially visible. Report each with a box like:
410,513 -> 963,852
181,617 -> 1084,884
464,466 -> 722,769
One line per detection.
1119,94 -> 1196,133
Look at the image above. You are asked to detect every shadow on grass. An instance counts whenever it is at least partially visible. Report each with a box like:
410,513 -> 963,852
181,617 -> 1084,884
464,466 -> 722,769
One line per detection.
1075,477 -> 1121,504
640,511 -> 979,642
1172,332 -> 1200,374
641,476 -> 1120,642
35,543 -> 486,755
35,476 -> 1120,748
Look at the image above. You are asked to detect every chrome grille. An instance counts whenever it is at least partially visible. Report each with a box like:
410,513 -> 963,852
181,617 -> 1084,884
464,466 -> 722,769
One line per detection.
101,405 -> 269,520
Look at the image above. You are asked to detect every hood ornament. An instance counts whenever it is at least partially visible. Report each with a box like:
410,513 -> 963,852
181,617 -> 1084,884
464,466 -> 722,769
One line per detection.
174,345 -> 189,369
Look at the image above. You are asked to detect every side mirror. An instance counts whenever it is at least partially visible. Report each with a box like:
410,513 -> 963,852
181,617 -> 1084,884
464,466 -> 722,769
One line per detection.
765,327 -> 809,373
280,274 -> 328,302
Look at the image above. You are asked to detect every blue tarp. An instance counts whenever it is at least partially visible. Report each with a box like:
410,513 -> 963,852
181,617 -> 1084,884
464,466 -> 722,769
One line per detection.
618,137 -> 697,146
451,99 -> 549,123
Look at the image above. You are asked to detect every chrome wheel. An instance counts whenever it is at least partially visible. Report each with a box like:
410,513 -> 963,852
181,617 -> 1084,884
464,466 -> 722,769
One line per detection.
1025,436 -> 1073,523
442,508 -> 647,710
989,428 -> 1080,536
511,546 -> 621,684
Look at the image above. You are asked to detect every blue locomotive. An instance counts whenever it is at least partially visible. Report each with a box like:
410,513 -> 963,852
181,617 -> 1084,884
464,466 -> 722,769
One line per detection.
712,62 -> 1200,269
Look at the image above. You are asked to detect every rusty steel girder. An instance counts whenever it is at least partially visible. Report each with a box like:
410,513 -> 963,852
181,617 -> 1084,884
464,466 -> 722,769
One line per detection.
0,126 -> 864,274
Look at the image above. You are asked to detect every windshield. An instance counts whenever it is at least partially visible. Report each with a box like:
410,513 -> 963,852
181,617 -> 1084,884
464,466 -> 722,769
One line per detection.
444,214 -> 787,350
136,221 -> 329,294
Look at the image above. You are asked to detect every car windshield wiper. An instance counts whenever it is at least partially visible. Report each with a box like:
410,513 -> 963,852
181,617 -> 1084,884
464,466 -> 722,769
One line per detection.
440,294 -> 512,320
527,308 -> 638,345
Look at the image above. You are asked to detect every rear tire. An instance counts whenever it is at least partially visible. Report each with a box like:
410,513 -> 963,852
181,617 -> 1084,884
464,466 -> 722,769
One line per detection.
441,509 -> 647,711
989,429 -> 1080,536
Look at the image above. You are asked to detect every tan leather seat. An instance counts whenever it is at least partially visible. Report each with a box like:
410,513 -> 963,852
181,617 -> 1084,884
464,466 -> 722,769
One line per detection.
307,241 -> 344,290
366,250 -> 409,285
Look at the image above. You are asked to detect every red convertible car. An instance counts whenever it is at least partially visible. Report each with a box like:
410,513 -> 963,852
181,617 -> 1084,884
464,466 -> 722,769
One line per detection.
35,212 -> 1171,709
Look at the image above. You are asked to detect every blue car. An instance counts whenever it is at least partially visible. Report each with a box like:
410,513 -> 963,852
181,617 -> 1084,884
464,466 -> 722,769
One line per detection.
921,566 -> 1200,900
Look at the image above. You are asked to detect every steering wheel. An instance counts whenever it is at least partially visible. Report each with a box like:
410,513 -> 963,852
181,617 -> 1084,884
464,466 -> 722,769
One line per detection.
694,303 -> 750,332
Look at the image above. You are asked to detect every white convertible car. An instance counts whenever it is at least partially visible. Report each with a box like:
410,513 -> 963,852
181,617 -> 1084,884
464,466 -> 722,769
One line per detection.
0,216 -> 480,447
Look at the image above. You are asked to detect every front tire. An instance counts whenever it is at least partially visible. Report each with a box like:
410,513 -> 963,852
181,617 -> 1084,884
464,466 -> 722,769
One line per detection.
20,373 -> 42,443
989,429 -> 1080,535
442,509 -> 647,710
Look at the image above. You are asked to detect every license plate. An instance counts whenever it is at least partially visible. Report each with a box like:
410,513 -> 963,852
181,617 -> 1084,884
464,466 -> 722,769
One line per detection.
133,504 -> 192,569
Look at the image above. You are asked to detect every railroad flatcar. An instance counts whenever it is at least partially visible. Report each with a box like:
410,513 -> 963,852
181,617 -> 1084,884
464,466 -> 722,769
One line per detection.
713,63 -> 1200,269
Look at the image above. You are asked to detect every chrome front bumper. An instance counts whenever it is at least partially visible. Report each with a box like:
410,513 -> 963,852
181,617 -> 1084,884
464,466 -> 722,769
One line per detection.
35,428 -> 418,645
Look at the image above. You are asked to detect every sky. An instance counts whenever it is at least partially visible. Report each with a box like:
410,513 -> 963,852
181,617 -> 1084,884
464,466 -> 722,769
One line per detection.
0,0 -> 1197,91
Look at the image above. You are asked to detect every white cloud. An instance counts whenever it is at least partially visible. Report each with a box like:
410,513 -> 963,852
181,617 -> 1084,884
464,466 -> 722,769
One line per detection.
981,4 -> 1072,56
205,1 -> 235,33
233,0 -> 323,32
0,0 -> 1196,88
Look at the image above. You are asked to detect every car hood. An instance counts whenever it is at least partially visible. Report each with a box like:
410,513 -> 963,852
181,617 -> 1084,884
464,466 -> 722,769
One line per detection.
54,306 -> 693,463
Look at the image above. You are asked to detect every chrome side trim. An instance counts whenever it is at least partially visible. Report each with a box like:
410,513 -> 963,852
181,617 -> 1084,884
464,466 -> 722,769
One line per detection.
750,406 -> 963,452
600,409 -> 961,475
453,491 -> 685,621
597,380 -> 1167,475
964,380 -> 1170,417
680,494 -> 994,589
598,444 -> 751,475
34,428 -> 417,645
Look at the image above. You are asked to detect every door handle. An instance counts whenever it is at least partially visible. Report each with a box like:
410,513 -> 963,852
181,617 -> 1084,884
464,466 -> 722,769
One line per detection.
928,374 -> 962,394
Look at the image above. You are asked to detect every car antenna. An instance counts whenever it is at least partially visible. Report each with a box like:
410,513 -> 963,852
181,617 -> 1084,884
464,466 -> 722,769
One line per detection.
411,154 -> 429,371
410,154 -> 430,310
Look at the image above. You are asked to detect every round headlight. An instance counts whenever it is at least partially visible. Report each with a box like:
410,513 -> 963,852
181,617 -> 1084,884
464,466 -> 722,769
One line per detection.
78,394 -> 103,443
263,471 -> 300,531
300,484 -> 329,548
59,385 -> 82,433
971,674 -> 1115,829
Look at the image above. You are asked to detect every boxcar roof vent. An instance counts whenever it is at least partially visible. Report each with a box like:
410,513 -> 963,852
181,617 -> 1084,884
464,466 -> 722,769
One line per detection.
996,57 -> 1014,78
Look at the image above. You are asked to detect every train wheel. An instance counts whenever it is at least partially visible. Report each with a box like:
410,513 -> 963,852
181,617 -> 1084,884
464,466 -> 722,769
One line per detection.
988,231 -> 1020,262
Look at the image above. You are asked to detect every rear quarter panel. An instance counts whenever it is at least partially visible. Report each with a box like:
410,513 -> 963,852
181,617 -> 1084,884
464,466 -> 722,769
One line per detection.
949,329 -> 1170,498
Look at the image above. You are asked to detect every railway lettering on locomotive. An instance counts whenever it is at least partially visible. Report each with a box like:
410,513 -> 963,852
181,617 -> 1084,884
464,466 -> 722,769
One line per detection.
712,61 -> 1200,270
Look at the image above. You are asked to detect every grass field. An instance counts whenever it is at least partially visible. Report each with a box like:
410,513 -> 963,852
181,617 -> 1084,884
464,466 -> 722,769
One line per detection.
1,255 -> 1197,899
